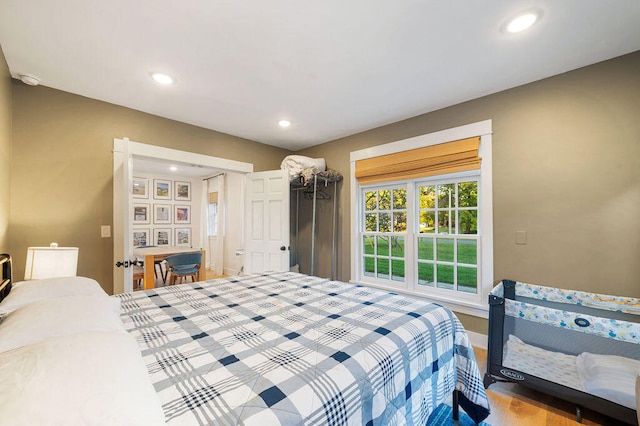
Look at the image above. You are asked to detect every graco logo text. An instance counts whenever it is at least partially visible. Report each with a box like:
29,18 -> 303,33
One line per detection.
500,369 -> 525,381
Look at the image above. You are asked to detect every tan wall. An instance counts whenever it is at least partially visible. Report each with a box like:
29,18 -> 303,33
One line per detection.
298,51 -> 640,335
10,84 -> 289,293
0,47 -> 11,254
7,48 -> 640,334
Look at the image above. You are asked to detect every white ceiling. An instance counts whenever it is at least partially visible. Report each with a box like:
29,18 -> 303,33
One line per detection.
133,156 -> 222,179
1,1 -> 639,151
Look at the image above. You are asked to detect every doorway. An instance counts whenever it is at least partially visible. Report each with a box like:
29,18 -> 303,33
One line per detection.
113,138 -> 253,294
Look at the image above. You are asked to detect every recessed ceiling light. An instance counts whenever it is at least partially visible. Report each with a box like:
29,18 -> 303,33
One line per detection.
278,120 -> 292,128
151,73 -> 174,85
169,166 -> 178,171
506,11 -> 539,33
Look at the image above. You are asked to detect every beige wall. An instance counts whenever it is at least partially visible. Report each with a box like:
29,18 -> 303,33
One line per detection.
10,83 -> 289,294
0,48 -> 11,253
298,51 -> 640,334
6,46 -> 639,334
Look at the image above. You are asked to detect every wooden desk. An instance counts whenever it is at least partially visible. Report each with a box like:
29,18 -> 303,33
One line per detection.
133,246 -> 206,290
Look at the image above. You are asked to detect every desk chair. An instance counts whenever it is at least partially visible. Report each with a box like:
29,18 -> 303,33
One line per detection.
165,253 -> 202,285
136,246 -> 167,283
132,265 -> 144,290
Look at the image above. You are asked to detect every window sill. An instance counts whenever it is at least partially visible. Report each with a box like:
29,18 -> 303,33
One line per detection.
349,279 -> 490,319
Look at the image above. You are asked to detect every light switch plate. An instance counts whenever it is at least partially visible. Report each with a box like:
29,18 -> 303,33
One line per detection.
101,225 -> 111,238
515,230 -> 527,245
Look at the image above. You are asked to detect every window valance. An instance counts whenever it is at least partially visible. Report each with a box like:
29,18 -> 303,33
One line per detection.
355,136 -> 481,184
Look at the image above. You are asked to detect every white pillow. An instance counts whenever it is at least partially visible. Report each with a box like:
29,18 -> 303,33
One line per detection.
0,276 -> 107,313
576,352 -> 640,409
0,331 -> 165,425
0,295 -> 125,353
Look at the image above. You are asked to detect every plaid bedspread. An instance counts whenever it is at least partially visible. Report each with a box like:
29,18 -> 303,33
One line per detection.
117,272 -> 490,425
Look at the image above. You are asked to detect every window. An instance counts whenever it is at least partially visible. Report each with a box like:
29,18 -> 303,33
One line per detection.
415,178 -> 479,293
350,121 -> 493,317
207,192 -> 219,237
362,186 -> 407,282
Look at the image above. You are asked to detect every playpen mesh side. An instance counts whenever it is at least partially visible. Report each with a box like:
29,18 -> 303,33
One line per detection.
503,315 -> 639,359
503,297 -> 640,361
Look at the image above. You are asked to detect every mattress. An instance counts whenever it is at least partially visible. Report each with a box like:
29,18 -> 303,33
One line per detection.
117,271 -> 490,425
502,334 -> 584,391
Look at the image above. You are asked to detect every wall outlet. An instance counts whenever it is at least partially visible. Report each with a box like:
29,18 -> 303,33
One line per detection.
101,225 -> 111,238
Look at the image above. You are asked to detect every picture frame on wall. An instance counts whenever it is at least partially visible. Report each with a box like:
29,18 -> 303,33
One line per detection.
133,203 -> 150,224
153,204 -> 172,224
175,205 -> 191,224
153,228 -> 171,246
154,179 -> 172,200
132,177 -> 149,199
175,228 -> 191,246
132,229 -> 150,247
175,181 -> 191,201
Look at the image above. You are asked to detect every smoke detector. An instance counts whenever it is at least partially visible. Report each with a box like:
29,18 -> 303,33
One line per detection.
19,74 -> 40,86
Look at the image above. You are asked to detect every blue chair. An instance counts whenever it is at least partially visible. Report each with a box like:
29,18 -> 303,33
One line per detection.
165,252 -> 202,285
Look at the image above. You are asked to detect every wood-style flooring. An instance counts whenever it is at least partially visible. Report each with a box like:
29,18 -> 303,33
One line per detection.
474,347 -> 624,426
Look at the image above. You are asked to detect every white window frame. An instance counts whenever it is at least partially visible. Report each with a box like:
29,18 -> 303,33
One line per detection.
349,120 -> 493,318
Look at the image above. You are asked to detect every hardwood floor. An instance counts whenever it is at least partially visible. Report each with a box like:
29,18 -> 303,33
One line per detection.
205,269 -> 228,280
474,348 -> 623,426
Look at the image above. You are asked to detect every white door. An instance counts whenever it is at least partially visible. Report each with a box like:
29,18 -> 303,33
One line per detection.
113,138 -> 133,294
244,170 -> 290,274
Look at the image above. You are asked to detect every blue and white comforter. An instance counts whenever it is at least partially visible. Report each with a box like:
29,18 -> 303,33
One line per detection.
118,272 -> 490,425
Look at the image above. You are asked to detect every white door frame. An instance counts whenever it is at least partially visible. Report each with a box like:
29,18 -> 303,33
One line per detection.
112,138 -> 253,294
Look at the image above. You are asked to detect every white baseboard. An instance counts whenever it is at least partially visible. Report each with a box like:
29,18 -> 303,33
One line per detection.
467,330 -> 488,350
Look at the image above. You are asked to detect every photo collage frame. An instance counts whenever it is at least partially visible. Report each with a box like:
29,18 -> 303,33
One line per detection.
132,177 -> 193,247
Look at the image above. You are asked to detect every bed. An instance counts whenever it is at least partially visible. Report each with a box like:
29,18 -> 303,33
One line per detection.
0,253 -> 490,425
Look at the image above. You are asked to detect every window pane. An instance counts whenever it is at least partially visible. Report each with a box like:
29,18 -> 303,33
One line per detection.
419,185 -> 435,209
393,212 -> 407,232
376,258 -> 389,279
391,236 -> 404,257
365,191 -> 377,211
418,263 -> 434,286
379,189 -> 391,210
457,266 -> 477,293
419,212 -> 435,233
364,257 -> 375,277
417,238 -> 433,260
436,238 -> 454,262
440,210 -> 457,234
391,259 -> 405,281
458,181 -> 478,208
457,239 -> 477,264
436,265 -> 454,289
365,213 -> 377,231
379,213 -> 391,232
363,235 -> 375,255
377,236 -> 389,256
393,188 -> 406,209
438,184 -> 455,208
458,210 -> 477,234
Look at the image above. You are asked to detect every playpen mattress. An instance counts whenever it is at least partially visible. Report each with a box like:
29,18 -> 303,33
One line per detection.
502,334 -> 584,391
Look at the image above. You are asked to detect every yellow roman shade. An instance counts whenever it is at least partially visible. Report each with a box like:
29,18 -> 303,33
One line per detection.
355,136 -> 481,184
208,192 -> 218,204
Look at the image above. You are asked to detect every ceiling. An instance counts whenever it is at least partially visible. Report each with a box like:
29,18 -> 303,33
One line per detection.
2,1 -> 640,152
133,156 -> 222,179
